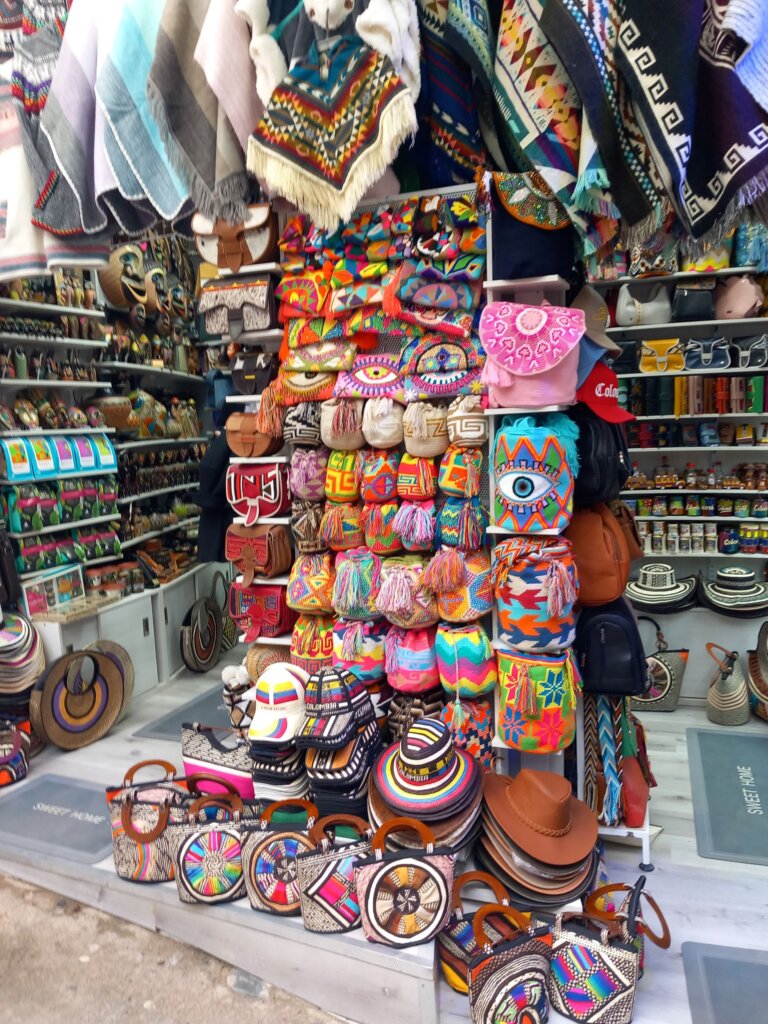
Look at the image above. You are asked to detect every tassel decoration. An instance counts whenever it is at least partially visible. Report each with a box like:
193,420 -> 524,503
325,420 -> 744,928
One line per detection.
464,451 -> 481,497
341,620 -> 364,660
319,503 -> 345,547
450,697 -> 467,731
392,502 -> 435,547
385,627 -> 404,672
415,456 -> 436,498
423,547 -> 466,593
334,555 -> 364,614
295,617 -> 318,655
382,264 -> 405,317
545,559 -> 577,617
377,568 -> 412,614
513,661 -> 539,720
332,397 -> 360,437
407,401 -> 429,439
457,499 -> 483,550
255,380 -> 284,437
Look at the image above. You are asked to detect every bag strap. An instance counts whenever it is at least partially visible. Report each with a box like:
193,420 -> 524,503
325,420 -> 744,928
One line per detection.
122,759 -> 177,786
706,642 -> 737,675
451,870 -> 509,912
120,796 -> 171,844
184,773 -> 240,797
583,882 -> 671,949
307,814 -> 371,845
210,571 -> 230,612
0,726 -> 22,764
260,798 -> 319,825
372,817 -> 436,856
472,903 -> 533,949
637,615 -> 668,653
188,793 -> 244,821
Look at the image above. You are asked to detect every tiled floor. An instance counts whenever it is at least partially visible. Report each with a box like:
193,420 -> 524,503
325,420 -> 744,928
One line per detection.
2,658 -> 766,1024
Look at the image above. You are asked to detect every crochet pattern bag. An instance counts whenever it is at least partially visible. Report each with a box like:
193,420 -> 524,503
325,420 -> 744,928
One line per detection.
291,500 -> 326,554
435,622 -> 496,698
335,354 -> 406,402
199,278 -> 275,338
226,464 -> 290,526
399,331 -> 484,399
319,501 -> 365,551
706,644 -> 750,727
242,799 -> 319,915
392,500 -> 436,552
361,448 -> 401,503
446,395 -> 487,448
435,498 -> 489,551
361,502 -> 402,555
440,698 -> 494,773
289,447 -> 329,502
362,397 -> 404,447
385,626 -> 439,693
287,553 -> 336,615
333,619 -> 387,683
291,615 -> 335,674
283,402 -> 322,446
468,905 -> 552,1024
397,454 -> 437,500
493,537 -> 579,651
332,548 -> 382,620
296,815 -> 374,934
497,649 -> 580,753
403,401 -> 450,457
493,415 -> 579,534
282,340 -> 356,373
354,818 -> 455,947
225,524 -> 293,585
375,556 -> 439,629
548,914 -> 640,1024
325,450 -> 361,502
320,398 -> 365,450
437,871 -> 514,994
432,547 -> 493,623
172,795 -> 250,905
479,302 -> 584,409
439,445 -> 483,497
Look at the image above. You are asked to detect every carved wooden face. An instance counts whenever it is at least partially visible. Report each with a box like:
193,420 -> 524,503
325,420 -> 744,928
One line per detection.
99,244 -> 147,309
144,264 -> 168,316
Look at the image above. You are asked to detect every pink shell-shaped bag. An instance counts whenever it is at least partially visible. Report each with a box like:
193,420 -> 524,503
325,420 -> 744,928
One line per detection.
479,302 -> 585,409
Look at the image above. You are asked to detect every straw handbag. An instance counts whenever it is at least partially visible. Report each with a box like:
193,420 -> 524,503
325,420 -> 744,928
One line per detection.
706,644 -> 750,726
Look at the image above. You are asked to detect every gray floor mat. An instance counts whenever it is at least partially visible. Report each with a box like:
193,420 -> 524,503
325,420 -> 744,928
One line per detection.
683,942 -> 768,1024
133,685 -> 226,741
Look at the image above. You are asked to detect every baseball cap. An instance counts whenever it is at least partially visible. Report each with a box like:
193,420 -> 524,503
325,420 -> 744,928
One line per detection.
576,336 -> 608,388
247,663 -> 309,744
576,361 -> 634,423
571,285 -> 622,356
296,669 -> 375,750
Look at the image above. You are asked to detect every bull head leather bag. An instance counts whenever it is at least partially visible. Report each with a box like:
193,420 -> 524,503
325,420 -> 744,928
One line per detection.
225,463 -> 290,525
192,203 -> 278,273
226,413 -> 283,458
225,524 -> 293,585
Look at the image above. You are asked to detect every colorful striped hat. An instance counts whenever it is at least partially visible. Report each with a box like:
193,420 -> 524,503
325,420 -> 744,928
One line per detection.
373,718 -> 480,820
296,668 -> 376,750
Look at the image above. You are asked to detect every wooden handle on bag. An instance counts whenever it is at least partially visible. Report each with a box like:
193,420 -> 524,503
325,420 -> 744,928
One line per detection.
260,799 -> 319,824
308,814 -> 371,845
120,797 -> 171,845
372,817 -> 436,853
706,643 -> 737,672
188,794 -> 244,821
185,773 -> 240,797
451,870 -> 509,911
122,760 -> 177,786
472,904 -> 532,949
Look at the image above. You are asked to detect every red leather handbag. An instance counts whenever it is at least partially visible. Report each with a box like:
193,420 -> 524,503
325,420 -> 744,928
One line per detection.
228,582 -> 296,641
225,464 -> 291,526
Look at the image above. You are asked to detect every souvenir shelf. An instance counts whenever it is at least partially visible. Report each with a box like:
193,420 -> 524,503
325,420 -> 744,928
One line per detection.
628,445 -> 754,453
0,333 -> 109,351
197,328 -> 283,349
116,482 -> 193,506
20,552 -> 122,581
607,317 -> 767,340
97,362 -> 206,388
213,261 -> 283,278
588,265 -> 759,288
635,412 -> 766,421
225,393 -> 262,404
114,436 -> 208,452
0,427 -> 115,437
8,514 -> 119,540
0,297 -> 106,319
0,378 -> 111,391
617,366 -> 767,379
0,468 -> 116,485
119,517 -> 200,550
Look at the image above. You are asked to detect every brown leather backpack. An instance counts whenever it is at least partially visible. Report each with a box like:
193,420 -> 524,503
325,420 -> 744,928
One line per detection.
564,503 -> 630,606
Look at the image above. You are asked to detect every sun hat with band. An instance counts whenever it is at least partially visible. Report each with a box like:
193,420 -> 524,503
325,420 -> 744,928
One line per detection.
482,769 -> 597,867
372,717 -> 481,822
698,566 -> 768,618
247,663 -> 309,745
625,563 -> 697,613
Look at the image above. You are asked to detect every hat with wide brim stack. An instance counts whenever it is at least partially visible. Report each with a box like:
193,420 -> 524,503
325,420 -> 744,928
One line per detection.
371,717 -> 481,822
479,770 -> 599,909
698,567 -> 768,618
747,620 -> 768,720
367,776 -> 483,850
625,563 -> 697,613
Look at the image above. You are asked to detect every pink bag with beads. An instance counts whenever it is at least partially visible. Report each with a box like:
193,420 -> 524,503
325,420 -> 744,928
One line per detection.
479,302 -> 585,409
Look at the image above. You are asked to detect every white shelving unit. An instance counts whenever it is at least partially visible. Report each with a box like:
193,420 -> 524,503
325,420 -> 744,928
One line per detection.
119,517 -> 200,550
9,513 -> 119,539
97,362 -> 206,388
588,265 -> 759,288
115,436 -> 208,452
0,378 -> 111,391
0,332 -> 108,350
0,297 -> 106,318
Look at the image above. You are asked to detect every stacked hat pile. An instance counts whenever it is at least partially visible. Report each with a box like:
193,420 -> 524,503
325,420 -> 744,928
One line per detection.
368,718 -> 482,856
478,769 -> 599,910
295,668 -> 380,817
0,612 -> 45,748
247,663 -> 311,802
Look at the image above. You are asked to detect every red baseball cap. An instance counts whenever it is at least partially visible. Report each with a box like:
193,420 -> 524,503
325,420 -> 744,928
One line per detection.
576,361 -> 634,423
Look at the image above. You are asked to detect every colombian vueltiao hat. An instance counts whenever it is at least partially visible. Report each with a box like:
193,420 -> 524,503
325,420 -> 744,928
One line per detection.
699,566 -> 768,617
625,563 -> 697,613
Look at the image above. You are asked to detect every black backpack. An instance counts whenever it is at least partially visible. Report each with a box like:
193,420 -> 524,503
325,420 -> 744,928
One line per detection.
575,597 -> 649,696
569,403 -> 630,507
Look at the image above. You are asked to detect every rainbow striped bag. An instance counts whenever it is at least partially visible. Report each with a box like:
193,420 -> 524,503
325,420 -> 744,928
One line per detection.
493,537 -> 579,652
332,619 -> 387,683
436,621 -> 496,698
291,615 -> 335,673
385,625 -> 439,692
496,648 -> 581,753
332,548 -> 382,620
361,503 -> 402,554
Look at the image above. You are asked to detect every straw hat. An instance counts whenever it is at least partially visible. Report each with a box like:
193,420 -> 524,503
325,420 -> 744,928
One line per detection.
699,567 -> 768,617
625,563 -> 697,612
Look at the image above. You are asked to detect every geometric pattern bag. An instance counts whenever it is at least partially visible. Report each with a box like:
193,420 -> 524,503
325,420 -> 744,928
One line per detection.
241,799 -> 319,915
296,814 -> 374,934
290,614 -> 335,674
0,721 -> 30,788
437,871 -> 513,994
287,553 -> 336,615
468,903 -> 553,1024
496,648 -> 580,753
435,621 -> 497,698
705,643 -> 750,727
171,795 -> 251,905
354,817 -> 455,947
548,914 -> 640,1024
434,547 -> 493,623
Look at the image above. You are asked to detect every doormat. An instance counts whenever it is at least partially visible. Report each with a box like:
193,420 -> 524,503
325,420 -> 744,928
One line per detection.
683,942 -> 768,1024
0,775 -> 112,864
687,728 -> 768,865
134,685 -> 225,741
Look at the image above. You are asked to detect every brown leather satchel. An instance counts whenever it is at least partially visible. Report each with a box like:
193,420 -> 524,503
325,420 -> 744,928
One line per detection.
191,203 -> 279,273
225,524 -> 293,585
225,413 -> 283,458
609,500 -> 644,561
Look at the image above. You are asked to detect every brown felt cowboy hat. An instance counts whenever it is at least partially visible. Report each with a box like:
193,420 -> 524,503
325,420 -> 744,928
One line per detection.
483,769 -> 597,867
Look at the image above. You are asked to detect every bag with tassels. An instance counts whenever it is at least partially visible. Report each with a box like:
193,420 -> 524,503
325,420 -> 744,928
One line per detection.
426,547 -> 493,623
361,502 -> 402,554
392,499 -> 436,552
319,501 -> 365,551
332,619 -> 387,683
320,398 -> 365,450
435,497 -> 488,551
385,625 -> 439,693
403,401 -> 450,457
496,648 -> 581,752
332,548 -> 382,620
290,615 -> 335,673
375,556 -> 439,629
435,621 -> 496,698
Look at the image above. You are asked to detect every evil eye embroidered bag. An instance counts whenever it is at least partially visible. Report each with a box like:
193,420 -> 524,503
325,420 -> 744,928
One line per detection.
435,622 -> 496,698
399,333 -> 484,400
289,447 -> 329,502
334,354 -> 406,402
479,302 -> 585,409
496,648 -> 580,753
332,548 -> 382,620
333,619 -> 387,682
361,449 -> 401,503
361,503 -> 402,555
493,415 -> 580,535
493,537 -> 579,651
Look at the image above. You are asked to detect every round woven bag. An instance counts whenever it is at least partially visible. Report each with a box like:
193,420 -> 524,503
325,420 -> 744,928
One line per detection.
30,650 -> 125,750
